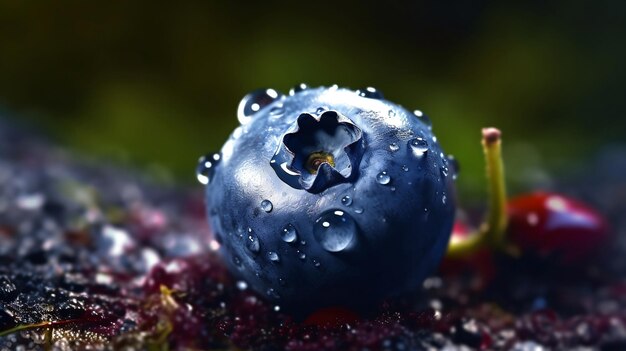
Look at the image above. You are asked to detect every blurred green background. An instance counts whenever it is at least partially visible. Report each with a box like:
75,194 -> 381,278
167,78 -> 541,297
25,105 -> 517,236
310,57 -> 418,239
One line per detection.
0,1 -> 624,199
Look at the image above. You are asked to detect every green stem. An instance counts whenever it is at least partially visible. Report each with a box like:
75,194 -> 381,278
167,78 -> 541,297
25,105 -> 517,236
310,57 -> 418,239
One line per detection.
447,127 -> 508,258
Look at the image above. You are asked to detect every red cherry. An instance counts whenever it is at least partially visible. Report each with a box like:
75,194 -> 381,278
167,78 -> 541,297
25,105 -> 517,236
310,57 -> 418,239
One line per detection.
303,306 -> 360,327
439,219 -> 495,290
507,192 -> 610,263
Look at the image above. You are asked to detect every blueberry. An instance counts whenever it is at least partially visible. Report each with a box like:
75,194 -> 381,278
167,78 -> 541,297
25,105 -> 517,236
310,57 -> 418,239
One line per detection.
200,85 -> 455,314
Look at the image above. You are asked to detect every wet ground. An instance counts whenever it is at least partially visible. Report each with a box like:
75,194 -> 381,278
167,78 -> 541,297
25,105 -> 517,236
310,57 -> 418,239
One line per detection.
0,119 -> 625,350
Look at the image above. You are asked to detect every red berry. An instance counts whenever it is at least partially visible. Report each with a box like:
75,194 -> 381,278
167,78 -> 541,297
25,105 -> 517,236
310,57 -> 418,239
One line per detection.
303,306 -> 360,327
507,192 -> 610,263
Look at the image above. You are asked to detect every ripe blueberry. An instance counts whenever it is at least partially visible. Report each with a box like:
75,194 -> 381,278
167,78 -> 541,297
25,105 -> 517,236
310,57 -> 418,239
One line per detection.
199,85 -> 456,314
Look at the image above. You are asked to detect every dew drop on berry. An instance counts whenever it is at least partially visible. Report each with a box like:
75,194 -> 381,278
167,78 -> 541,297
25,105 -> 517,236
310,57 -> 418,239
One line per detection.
440,166 -> 449,178
341,195 -> 353,206
314,210 -> 357,252
266,288 -> 280,299
315,107 -> 326,114
402,165 -> 409,172
408,138 -> 429,156
447,155 -> 460,180
413,109 -> 432,128
196,153 -> 221,185
280,224 -> 298,243
246,229 -> 260,253
261,199 -> 273,213
297,250 -> 306,260
268,251 -> 280,262
356,87 -> 384,99
313,259 -> 321,267
289,83 -> 308,95
232,255 -> 242,267
237,88 -> 282,125
269,105 -> 284,118
376,171 -> 391,185
389,143 -> 400,152
236,280 -> 248,290
354,207 -> 364,214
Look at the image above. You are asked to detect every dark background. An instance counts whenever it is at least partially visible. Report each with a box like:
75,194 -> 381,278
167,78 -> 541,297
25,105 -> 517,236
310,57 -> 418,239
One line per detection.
0,1 -> 624,198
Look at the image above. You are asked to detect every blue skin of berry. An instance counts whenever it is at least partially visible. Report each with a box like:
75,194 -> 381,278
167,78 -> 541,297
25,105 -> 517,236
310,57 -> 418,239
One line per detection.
202,86 -> 455,314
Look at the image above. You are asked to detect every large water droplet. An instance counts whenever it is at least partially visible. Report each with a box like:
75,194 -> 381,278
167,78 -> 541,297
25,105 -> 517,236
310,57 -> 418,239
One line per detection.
314,210 -> 357,252
389,143 -> 400,152
289,83 -> 308,95
408,138 -> 429,156
341,195 -> 353,206
376,171 -> 391,185
246,229 -> 260,253
237,88 -> 282,125
196,153 -> 221,185
280,224 -> 298,243
261,199 -> 273,213
356,87 -> 384,99
268,251 -> 280,262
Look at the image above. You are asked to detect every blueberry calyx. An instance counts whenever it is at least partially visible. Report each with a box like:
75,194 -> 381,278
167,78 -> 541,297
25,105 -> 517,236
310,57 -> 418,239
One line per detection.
270,110 -> 364,193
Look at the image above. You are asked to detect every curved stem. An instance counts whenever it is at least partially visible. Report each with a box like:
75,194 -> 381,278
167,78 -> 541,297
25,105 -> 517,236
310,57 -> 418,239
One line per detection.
446,128 -> 508,258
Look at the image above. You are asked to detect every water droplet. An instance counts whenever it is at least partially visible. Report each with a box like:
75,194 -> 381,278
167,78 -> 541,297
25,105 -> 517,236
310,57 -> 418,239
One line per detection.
356,87 -> 384,99
297,251 -> 306,260
432,136 -> 438,143
280,224 -> 298,243
413,110 -> 432,127
376,171 -> 391,185
341,195 -> 353,206
278,278 -> 286,286
312,259 -> 321,267
289,83 -> 308,95
237,88 -> 282,124
266,288 -> 280,299
440,166 -> 449,178
314,210 -> 357,252
390,187 -> 396,192
447,155 -> 460,180
268,251 -> 280,262
236,281 -> 248,290
442,194 -> 447,205
232,255 -> 242,267
408,138 -> 429,156
274,305 -> 281,312
402,165 -> 409,172
261,199 -> 273,213
389,143 -> 400,152
269,105 -> 284,118
196,153 -> 221,185
315,107 -> 326,114
246,229 -> 260,253
300,240 -> 306,245
388,109 -> 396,117
354,207 -> 364,214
